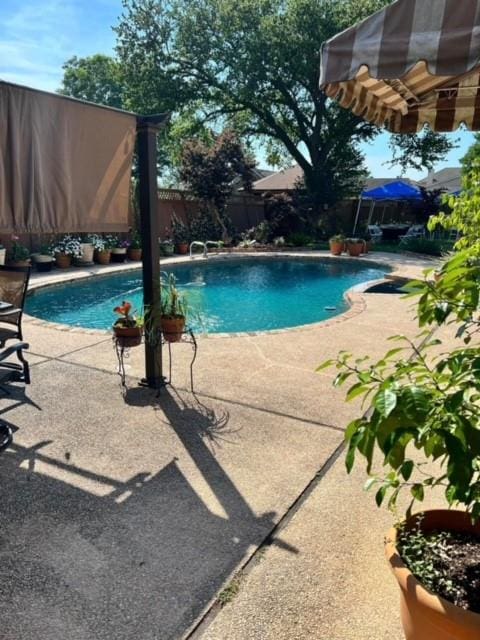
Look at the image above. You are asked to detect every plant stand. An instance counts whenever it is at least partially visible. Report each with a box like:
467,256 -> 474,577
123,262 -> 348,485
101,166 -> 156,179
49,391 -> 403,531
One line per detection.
113,328 -> 198,393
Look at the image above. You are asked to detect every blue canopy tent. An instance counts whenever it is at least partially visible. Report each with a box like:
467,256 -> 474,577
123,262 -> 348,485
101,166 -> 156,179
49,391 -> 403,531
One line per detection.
352,181 -> 422,235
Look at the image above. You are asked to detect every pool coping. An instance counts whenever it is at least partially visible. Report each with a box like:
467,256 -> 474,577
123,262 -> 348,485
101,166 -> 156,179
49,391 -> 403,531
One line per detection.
23,250 -> 432,339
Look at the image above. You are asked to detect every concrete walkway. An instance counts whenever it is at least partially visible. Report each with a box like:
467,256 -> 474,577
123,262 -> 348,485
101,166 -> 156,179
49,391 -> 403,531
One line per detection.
0,252 -> 441,640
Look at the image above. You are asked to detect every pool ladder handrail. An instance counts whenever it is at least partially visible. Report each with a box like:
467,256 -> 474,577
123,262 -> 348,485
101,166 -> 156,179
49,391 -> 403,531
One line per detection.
189,240 -> 222,259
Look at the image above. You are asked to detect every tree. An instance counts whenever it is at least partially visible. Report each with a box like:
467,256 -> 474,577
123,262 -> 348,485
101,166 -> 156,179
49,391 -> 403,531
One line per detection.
179,130 -> 256,241
460,133 -> 480,175
59,55 -> 125,108
115,0 -> 454,216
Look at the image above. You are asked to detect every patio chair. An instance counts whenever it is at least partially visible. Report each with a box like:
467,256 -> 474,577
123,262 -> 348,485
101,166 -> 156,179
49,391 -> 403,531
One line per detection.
0,342 -> 31,389
0,265 -> 31,347
367,225 -> 383,243
399,225 -> 425,244
0,421 -> 12,453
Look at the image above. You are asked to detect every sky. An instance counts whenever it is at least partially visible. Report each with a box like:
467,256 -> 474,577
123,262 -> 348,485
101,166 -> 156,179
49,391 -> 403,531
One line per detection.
0,0 -> 475,181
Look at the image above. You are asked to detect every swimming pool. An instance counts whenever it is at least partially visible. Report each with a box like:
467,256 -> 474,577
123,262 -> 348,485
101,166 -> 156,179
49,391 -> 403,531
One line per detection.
26,257 -> 389,333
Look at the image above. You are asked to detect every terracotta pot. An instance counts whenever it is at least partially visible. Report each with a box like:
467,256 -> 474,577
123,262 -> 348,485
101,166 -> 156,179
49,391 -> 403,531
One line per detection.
94,250 -> 111,265
346,242 -> 364,257
176,243 -> 189,255
160,316 -> 186,343
55,253 -> 72,269
113,325 -> 142,347
128,248 -> 142,261
329,241 -> 344,256
385,510 -> 480,640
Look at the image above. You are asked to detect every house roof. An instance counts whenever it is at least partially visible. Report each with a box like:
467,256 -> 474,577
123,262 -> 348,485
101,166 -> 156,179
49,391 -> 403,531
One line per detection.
418,167 -> 461,194
252,166 -> 419,195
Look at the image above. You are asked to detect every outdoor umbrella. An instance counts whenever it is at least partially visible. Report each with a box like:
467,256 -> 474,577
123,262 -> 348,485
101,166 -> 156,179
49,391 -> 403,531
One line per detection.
320,0 -> 480,133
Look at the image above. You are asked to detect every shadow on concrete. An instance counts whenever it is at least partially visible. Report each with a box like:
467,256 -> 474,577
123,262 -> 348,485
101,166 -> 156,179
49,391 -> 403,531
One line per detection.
0,388 -> 296,640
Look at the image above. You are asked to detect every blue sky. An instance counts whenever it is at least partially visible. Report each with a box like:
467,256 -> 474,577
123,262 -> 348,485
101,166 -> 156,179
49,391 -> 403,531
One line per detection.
0,0 -> 474,180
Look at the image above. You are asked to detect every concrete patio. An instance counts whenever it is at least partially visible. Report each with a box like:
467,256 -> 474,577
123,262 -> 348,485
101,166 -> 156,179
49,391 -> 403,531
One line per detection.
0,251 -> 444,639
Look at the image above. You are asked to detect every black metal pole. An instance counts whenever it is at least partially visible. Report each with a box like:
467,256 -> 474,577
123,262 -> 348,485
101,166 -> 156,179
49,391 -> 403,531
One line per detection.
136,114 -> 169,388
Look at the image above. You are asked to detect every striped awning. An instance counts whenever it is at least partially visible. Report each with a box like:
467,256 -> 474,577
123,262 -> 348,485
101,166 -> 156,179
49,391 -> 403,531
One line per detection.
320,0 -> 480,133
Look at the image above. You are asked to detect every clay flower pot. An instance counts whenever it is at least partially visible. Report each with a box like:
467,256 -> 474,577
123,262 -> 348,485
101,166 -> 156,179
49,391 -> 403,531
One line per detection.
128,248 -> 142,261
113,325 -> 142,347
385,510 -> 480,640
95,249 -> 111,265
176,243 -> 189,255
346,241 -> 365,257
329,240 -> 345,256
55,253 -> 72,269
78,243 -> 94,264
160,316 -> 186,343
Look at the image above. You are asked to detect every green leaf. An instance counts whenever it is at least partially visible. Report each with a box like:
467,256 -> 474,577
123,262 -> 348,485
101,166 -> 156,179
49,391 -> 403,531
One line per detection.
375,486 -> 387,507
400,460 -> 414,481
374,389 -> 397,417
346,383 -> 368,402
411,484 -> 425,501
316,360 -> 334,372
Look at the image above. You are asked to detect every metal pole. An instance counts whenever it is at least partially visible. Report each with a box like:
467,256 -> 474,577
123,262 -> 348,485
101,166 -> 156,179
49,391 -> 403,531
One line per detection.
352,197 -> 363,235
137,114 -> 169,388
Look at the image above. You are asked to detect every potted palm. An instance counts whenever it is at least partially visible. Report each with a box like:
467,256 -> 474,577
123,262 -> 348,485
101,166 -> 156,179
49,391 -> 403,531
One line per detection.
52,235 -> 81,268
172,214 -> 190,255
112,301 -> 143,347
160,237 -> 175,257
160,273 -> 187,342
8,235 -> 31,267
127,231 -> 142,261
329,234 -> 345,256
319,240 -> 480,638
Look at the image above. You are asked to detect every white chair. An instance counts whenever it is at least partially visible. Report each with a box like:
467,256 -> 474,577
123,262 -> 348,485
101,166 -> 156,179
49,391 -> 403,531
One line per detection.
399,225 -> 425,243
367,225 -> 383,243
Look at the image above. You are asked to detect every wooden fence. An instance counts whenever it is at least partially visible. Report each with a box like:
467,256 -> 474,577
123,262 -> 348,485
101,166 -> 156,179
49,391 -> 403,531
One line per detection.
157,189 -> 265,238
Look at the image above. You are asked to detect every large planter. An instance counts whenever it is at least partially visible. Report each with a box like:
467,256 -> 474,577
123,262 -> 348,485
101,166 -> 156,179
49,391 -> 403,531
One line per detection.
160,315 -> 186,343
176,243 -> 189,255
113,325 -> 142,347
160,243 -> 174,257
385,510 -> 480,640
0,248 -> 6,266
128,248 -> 142,261
94,249 -> 111,265
111,247 -> 127,263
34,255 -> 54,273
55,253 -> 72,269
78,243 -> 94,264
329,241 -> 345,256
346,241 -> 365,257
8,260 -> 31,268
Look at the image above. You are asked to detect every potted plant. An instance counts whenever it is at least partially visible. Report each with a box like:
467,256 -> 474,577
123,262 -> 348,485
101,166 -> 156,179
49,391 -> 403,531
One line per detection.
319,241 -> 480,639
160,273 -> 187,342
111,237 -> 129,263
171,214 -> 190,255
160,238 -> 174,257
91,235 -> 113,265
0,243 -> 6,266
112,301 -> 143,347
329,234 -> 346,256
52,234 -> 81,268
345,237 -> 365,257
127,230 -> 142,261
76,235 -> 95,265
32,245 -> 54,272
8,235 -> 31,267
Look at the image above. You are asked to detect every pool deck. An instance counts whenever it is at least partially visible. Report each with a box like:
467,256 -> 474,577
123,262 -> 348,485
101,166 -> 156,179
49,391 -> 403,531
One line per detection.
1,250 -> 448,640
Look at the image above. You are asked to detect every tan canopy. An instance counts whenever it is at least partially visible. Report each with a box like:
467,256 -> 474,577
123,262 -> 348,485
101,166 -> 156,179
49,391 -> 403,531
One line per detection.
320,0 -> 480,133
0,81 -> 136,233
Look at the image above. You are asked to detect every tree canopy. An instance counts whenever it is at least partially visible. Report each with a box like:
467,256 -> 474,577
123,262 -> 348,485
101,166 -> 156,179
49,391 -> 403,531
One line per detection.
59,54 -> 125,109
114,0 -> 454,213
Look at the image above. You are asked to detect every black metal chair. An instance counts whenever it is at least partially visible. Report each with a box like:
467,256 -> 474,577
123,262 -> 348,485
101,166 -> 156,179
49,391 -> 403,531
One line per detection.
0,265 -> 31,346
0,421 -> 12,453
0,341 -> 30,453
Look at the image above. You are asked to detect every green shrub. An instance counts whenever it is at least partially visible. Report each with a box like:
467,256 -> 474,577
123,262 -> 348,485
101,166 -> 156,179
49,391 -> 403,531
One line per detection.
286,232 -> 314,247
401,237 -> 454,256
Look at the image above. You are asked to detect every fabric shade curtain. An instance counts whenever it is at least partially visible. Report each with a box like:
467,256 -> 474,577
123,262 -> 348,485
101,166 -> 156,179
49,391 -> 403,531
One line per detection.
0,81 -> 136,233
320,0 -> 480,133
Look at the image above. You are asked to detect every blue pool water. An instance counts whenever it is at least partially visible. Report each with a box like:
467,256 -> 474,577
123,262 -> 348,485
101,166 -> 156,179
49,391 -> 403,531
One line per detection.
26,258 -> 388,333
